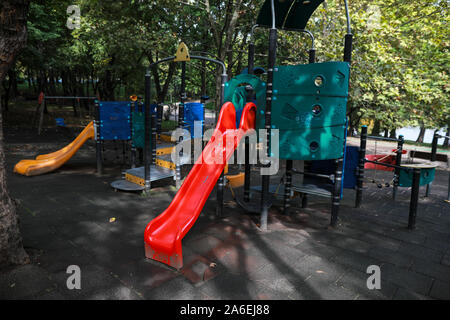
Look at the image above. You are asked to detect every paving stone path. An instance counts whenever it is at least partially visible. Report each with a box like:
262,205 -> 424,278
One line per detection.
1,128 -> 449,300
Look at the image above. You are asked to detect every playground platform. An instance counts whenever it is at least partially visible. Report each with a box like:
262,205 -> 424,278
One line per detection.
1,127 -> 450,300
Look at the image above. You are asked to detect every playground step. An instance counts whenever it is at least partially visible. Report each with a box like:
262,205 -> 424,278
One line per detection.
291,184 -> 332,198
110,179 -> 145,191
155,153 -> 191,170
250,181 -> 333,199
125,165 -> 175,187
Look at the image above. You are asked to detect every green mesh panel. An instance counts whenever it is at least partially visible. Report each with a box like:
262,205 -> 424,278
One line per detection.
256,61 -> 350,160
399,167 -> 436,188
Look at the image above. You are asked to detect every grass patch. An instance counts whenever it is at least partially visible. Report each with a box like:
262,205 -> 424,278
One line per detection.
403,140 -> 449,153
205,102 -> 216,110
161,120 -> 177,131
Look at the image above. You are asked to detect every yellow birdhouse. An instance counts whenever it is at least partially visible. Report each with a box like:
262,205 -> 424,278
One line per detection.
174,42 -> 190,62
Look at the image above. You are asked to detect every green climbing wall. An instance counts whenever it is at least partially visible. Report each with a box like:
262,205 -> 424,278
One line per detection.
224,74 -> 266,112
224,73 -> 266,129
256,61 -> 350,160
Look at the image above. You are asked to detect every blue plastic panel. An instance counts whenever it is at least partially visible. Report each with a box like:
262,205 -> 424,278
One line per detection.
98,101 -> 131,141
184,102 -> 204,138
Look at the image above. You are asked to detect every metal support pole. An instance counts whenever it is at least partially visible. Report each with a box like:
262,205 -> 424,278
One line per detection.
283,160 -> 293,215
426,131 -> 439,197
157,103 -> 163,135
343,0 -> 353,64
216,73 -> 228,217
330,158 -> 344,226
144,70 -> 151,191
151,110 -> 157,165
308,49 -> 316,64
343,34 -> 353,63
260,26 -> 277,231
301,194 -> 308,208
408,168 -> 421,229
355,126 -> 367,208
431,131 -> 438,160
179,62 -> 186,130
176,62 -> 187,190
94,100 -> 103,175
244,136 -> 250,202
393,135 -> 404,200
131,146 -> 137,168
248,43 -> 255,75
447,163 -> 450,202
38,100 -> 45,135
216,174 -> 225,217
130,102 -> 136,168
244,58 -> 253,203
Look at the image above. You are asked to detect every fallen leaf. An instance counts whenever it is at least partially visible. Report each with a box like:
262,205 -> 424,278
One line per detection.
109,217 -> 116,223
316,270 -> 326,274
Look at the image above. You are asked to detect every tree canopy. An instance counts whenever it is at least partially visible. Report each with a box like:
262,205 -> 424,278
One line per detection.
5,0 -> 449,134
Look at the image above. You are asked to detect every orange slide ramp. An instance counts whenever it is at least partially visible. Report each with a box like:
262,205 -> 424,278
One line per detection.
14,122 -> 95,176
144,102 -> 256,269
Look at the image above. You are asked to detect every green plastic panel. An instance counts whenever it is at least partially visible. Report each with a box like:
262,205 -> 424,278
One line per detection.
277,126 -> 347,161
224,74 -> 266,111
256,61 -> 350,160
399,167 -> 436,188
131,111 -> 147,149
256,0 -> 324,30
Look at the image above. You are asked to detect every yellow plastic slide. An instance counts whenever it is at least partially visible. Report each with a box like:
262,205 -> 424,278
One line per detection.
14,122 -> 95,176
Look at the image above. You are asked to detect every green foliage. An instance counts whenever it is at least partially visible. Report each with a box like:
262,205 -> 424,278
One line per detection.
13,0 -> 449,131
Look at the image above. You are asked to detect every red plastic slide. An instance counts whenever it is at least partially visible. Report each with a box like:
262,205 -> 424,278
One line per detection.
144,102 -> 256,269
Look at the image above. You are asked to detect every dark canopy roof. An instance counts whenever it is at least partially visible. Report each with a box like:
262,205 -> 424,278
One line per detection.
256,0 -> 324,30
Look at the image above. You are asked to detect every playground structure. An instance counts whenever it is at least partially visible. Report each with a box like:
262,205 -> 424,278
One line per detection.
15,76 -> 207,178
14,121 -> 95,176
33,93 -> 97,135
355,126 -> 439,229
143,0 -> 354,269
12,1 -> 447,272
110,43 -> 223,192
361,134 -> 406,194
145,102 -> 256,269
15,100 -> 135,176
409,131 -> 450,202
225,0 -> 353,230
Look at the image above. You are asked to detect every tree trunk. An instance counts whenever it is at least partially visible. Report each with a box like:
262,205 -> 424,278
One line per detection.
200,59 -> 207,97
416,124 -> 426,143
206,0 -> 244,119
444,127 -> 449,148
389,128 -> 397,139
102,69 -> 115,101
0,0 -> 30,267
0,99 -> 29,266
371,119 -> 381,136
1,73 -> 12,114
